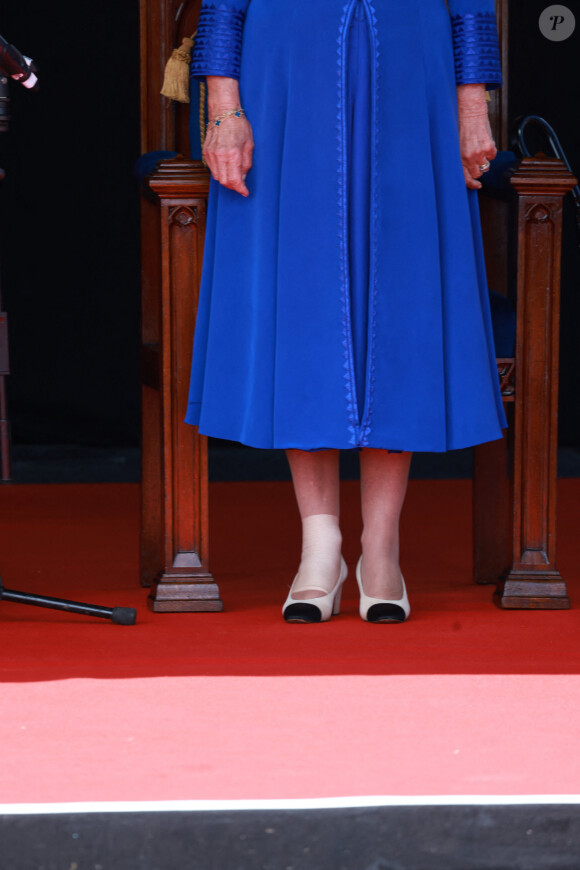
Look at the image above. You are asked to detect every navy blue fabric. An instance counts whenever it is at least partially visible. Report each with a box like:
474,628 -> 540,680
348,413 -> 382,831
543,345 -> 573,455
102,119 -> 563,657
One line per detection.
480,150 -> 518,195
489,289 -> 516,358
186,0 -> 507,452
134,150 -> 178,186
188,78 -> 204,161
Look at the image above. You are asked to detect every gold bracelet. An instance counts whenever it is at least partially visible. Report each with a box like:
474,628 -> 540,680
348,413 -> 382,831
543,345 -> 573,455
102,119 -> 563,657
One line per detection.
208,109 -> 246,128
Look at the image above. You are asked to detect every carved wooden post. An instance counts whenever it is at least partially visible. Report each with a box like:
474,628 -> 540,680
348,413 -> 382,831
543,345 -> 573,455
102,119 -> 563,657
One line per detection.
141,157 -> 222,612
472,366 -> 514,587
493,157 -> 577,609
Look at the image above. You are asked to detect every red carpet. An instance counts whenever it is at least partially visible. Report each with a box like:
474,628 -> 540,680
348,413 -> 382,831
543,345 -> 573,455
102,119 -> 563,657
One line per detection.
0,481 -> 579,805
0,480 -> 578,681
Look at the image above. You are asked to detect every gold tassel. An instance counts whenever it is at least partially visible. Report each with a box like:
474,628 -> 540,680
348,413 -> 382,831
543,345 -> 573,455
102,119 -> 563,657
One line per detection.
161,34 -> 195,104
160,32 -> 207,160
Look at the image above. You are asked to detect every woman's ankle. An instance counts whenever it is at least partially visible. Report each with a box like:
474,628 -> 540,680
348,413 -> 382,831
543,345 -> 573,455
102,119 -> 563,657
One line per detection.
359,534 -> 403,599
291,514 -> 342,599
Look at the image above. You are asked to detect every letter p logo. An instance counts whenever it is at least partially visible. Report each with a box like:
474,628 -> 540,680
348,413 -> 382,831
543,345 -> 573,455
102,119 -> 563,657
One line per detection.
539,5 -> 576,41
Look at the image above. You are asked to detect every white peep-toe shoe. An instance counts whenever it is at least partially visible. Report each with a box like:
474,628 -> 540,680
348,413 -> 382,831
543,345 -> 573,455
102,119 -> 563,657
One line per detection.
356,556 -> 410,623
283,556 -> 348,623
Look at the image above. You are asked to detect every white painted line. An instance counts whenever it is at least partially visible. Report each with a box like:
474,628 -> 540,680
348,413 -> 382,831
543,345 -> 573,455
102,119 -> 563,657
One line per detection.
1,795 -> 580,815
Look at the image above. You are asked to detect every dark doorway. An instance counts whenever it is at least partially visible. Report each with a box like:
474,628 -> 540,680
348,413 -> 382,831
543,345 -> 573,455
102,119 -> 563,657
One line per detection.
0,0 -> 141,451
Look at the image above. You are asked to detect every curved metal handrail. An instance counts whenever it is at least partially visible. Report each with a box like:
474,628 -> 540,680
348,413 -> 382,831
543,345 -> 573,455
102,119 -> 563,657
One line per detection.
515,115 -> 580,245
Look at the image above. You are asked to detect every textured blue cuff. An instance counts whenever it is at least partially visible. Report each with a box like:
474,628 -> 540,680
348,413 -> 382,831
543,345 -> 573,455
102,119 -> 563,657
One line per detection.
191,4 -> 247,80
451,11 -> 502,90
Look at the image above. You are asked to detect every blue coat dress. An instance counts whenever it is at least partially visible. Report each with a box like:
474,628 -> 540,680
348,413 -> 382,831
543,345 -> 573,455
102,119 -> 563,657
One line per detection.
186,0 -> 508,452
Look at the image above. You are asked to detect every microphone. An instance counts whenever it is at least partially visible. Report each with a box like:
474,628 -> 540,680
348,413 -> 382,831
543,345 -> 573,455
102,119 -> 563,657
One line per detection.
0,33 -> 38,91
0,76 -> 10,133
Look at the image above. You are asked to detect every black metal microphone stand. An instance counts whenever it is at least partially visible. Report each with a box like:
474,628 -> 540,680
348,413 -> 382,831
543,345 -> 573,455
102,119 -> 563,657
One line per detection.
0,69 -> 136,626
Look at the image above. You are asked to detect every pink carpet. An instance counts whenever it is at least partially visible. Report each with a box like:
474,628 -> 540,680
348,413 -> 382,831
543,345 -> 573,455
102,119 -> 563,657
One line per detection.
2,675 -> 580,804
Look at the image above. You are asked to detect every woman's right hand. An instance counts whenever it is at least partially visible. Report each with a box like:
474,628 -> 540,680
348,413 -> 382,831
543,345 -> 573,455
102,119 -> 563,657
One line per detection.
203,116 -> 254,197
456,84 -> 497,191
204,76 -> 254,197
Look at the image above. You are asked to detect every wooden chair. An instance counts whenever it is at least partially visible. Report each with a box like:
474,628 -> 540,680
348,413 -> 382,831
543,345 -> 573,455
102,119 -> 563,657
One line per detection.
139,0 -> 576,611
475,158 -> 576,608
139,0 -> 219,610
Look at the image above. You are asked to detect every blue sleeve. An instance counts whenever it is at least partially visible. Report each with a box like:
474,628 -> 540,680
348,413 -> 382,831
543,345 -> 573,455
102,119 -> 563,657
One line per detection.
191,2 -> 251,81
447,0 -> 502,90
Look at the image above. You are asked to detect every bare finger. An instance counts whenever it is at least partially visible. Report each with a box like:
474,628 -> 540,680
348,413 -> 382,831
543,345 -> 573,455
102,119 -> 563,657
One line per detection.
462,162 -> 482,190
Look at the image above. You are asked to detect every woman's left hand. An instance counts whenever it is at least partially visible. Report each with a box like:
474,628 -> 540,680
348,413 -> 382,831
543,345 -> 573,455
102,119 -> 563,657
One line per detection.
457,83 -> 497,190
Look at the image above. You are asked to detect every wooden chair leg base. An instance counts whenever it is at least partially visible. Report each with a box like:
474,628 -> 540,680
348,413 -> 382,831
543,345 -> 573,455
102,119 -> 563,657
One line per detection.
148,573 -> 224,613
493,577 -> 570,610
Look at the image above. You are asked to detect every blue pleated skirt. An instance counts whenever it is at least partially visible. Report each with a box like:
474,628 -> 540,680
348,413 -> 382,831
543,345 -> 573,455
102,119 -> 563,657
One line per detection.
344,4 -> 404,453
348,1 -> 372,420
186,0 -> 507,452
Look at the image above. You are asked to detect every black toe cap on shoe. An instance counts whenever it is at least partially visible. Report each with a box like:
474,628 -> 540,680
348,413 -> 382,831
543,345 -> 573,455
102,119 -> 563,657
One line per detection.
283,603 -> 322,623
366,603 -> 407,623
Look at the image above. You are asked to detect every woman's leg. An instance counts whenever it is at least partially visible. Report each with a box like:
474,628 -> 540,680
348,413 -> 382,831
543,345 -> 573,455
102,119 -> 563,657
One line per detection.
285,449 -> 342,600
359,449 -> 412,599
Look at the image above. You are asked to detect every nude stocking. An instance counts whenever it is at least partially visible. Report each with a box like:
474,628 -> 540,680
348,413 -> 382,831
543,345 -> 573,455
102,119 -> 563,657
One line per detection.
285,449 -> 342,600
359,449 -> 412,599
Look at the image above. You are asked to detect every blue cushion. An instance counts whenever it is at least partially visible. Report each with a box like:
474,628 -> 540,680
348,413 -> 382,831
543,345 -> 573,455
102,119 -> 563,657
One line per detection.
480,150 -> 518,196
480,153 -> 518,357
134,150 -> 179,186
489,288 -> 516,357
189,78 -> 204,161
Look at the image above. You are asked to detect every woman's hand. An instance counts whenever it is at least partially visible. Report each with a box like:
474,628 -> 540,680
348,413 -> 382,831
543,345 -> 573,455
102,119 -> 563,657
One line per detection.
204,76 -> 254,197
457,83 -> 497,190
